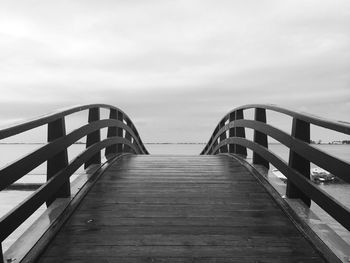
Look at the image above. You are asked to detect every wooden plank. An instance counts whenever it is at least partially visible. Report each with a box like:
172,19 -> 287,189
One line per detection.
42,244 -> 321,258
64,215 -> 291,227
39,256 -> 324,263
81,196 -> 273,205
36,155 -> 326,262
44,233 -> 314,246
75,203 -> 281,213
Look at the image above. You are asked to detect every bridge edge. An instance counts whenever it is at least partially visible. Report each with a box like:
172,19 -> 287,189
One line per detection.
222,153 -> 349,263
3,153 -> 132,263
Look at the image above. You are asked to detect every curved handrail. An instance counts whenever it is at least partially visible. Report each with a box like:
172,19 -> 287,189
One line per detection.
0,137 -> 130,242
0,104 -> 149,251
0,119 -> 143,191
201,104 -> 350,231
209,104 -> 350,137
0,104 -> 148,154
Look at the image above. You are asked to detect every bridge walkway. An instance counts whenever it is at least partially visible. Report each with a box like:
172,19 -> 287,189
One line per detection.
37,155 -> 325,262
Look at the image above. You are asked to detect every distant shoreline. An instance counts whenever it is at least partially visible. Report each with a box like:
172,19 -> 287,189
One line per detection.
145,142 -> 206,145
0,142 -> 206,145
0,142 -> 349,145
0,142 -> 85,145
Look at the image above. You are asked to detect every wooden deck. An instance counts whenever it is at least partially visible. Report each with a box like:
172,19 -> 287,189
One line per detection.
37,155 -> 326,262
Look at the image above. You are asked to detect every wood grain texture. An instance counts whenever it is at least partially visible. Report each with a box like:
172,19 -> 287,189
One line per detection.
37,155 -> 326,262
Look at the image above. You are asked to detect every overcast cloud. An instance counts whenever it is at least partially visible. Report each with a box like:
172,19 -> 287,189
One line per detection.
0,0 -> 349,142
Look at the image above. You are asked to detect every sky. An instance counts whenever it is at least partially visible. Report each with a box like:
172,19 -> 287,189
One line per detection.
0,0 -> 349,143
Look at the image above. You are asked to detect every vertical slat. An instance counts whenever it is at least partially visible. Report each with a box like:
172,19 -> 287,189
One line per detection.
133,129 -> 145,154
85,108 -> 101,169
46,117 -> 70,206
229,112 -> 235,153
117,111 -> 124,153
130,124 -> 138,153
200,146 -> 205,155
212,129 -> 218,154
253,108 -> 269,169
1,243 -> 4,263
235,109 -> 247,156
287,118 -> 311,207
124,118 -> 133,153
220,119 -> 228,153
206,139 -> 211,154
219,119 -> 228,153
105,109 -> 117,157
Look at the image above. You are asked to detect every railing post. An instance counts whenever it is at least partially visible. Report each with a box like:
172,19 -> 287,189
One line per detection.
228,112 -> 235,153
124,118 -> 133,153
105,109 -> 117,157
212,127 -> 219,154
286,118 -> 311,207
85,108 -> 101,169
46,117 -> 70,206
219,119 -> 228,153
117,111 -> 124,153
206,138 -> 212,154
1,243 -> 4,263
133,129 -> 143,154
253,108 -> 269,169
235,109 -> 247,156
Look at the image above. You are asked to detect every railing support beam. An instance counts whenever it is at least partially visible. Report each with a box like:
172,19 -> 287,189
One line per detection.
235,109 -> 247,156
85,108 -> 101,169
124,118 -> 133,153
47,117 -> 70,207
287,118 -> 311,207
117,111 -> 124,153
105,109 -> 117,157
253,108 -> 269,169
219,119 -> 228,153
1,243 -> 4,263
211,127 -> 219,154
228,112 -> 236,153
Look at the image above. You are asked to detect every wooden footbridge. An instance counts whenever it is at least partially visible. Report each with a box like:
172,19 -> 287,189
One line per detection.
0,104 -> 349,262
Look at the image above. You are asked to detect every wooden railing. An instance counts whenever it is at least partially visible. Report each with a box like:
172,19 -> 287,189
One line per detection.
201,104 -> 350,231
0,104 -> 148,259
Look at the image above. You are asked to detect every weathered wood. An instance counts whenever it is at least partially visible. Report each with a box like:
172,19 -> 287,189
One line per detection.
48,232 -> 319,246
210,126 -> 219,155
124,118 -> 133,153
234,109 -> 247,156
47,117 -> 70,206
37,155 -> 326,262
201,104 -> 350,233
3,158 -> 125,263
219,119 -> 228,153
0,104 -> 148,257
105,108 -> 117,156
0,119 -> 145,192
117,111 -> 124,153
38,256 -> 324,263
228,112 -> 235,153
232,153 -> 346,263
287,118 -> 311,207
0,104 -> 148,156
252,108 -> 269,168
220,119 -> 350,183
43,242 -> 321,258
229,104 -> 350,135
85,108 -> 101,168
223,136 -> 350,231
0,245 -> 3,263
0,138 -> 135,243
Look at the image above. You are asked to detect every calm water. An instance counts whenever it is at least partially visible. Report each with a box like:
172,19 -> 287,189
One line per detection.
0,143 -> 349,251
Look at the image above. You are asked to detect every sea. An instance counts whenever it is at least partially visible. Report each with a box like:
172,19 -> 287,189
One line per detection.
0,143 -> 349,251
